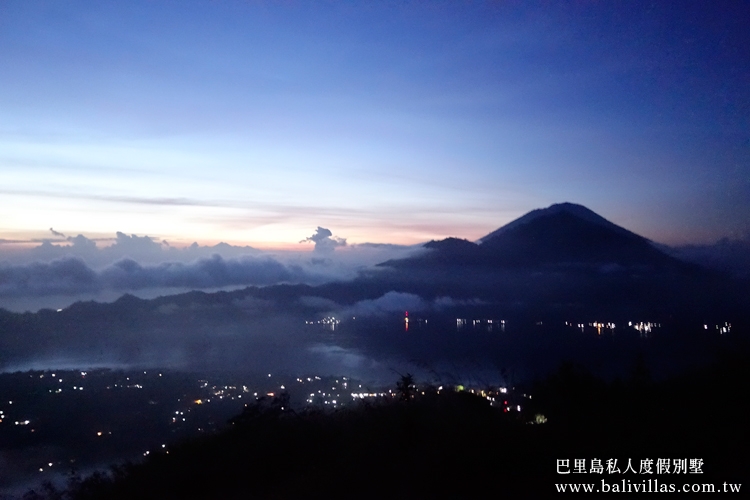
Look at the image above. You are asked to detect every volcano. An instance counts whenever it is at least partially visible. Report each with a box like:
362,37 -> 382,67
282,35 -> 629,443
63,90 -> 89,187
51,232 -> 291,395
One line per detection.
381,202 -> 682,269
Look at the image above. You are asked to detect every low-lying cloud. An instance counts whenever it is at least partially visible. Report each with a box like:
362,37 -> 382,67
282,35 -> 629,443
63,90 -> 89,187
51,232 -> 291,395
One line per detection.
0,258 -> 99,296
3,233 -> 261,267
0,255 -> 312,297
334,292 -> 485,318
340,291 -> 428,317
0,230 -> 424,311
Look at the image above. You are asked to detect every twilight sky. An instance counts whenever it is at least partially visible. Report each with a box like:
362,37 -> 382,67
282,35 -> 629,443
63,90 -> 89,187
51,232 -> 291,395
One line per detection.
1,0 -> 748,248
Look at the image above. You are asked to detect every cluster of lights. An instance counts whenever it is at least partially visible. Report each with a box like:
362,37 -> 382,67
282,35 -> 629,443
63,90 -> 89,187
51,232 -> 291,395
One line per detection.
563,320 -> 669,335
457,385 -> 526,412
351,392 -> 388,399
589,322 -> 616,334
705,322 -> 732,334
306,317 -> 340,326
9,370 -> 546,478
566,322 -> 588,331
9,370 -> 249,476
301,377 -> 357,406
456,318 -> 506,331
629,321 -> 659,333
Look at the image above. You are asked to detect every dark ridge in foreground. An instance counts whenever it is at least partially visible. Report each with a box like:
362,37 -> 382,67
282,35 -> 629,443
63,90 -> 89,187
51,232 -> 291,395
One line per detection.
30,355 -> 750,500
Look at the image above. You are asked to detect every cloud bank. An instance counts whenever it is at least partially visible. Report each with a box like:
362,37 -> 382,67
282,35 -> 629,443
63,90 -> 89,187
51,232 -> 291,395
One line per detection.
333,292 -> 485,319
1,233 -> 261,267
0,229 -> 423,311
0,255 -> 311,297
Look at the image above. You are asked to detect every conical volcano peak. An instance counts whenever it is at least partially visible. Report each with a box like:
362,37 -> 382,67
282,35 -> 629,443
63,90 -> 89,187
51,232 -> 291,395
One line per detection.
380,202 -> 683,269
478,202 -> 635,244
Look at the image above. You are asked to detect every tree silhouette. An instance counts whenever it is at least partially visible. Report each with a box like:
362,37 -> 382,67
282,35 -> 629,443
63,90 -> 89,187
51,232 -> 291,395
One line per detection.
396,373 -> 415,401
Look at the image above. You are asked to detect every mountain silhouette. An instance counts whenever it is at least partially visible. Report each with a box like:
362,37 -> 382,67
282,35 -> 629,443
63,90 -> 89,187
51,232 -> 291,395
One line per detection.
477,202 -> 635,243
381,202 -> 681,269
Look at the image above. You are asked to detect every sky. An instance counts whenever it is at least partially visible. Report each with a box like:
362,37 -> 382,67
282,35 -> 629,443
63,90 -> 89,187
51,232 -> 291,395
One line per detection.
1,0 -> 748,250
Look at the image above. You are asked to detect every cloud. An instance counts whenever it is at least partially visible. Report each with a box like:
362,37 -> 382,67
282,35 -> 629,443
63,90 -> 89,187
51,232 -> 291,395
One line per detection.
66,234 -> 98,251
308,344 -> 380,370
350,242 -> 414,250
298,296 -> 341,310
432,297 -> 486,308
0,255 -> 314,297
26,236 -> 99,262
0,258 -> 100,296
0,188 -> 221,208
300,227 -> 347,253
341,292 -> 428,317
2,232 -> 262,268
0,231 -> 425,310
49,228 -> 66,238
100,255 -> 306,290
667,238 -> 750,278
0,232 -> 424,310
111,232 -> 163,255
333,292 -> 486,319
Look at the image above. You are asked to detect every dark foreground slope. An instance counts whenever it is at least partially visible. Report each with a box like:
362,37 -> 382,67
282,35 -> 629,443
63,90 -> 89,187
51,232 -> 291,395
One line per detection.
33,353 -> 750,500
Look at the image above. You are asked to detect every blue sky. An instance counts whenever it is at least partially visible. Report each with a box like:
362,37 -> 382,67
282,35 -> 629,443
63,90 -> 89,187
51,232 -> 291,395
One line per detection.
1,0 -> 748,247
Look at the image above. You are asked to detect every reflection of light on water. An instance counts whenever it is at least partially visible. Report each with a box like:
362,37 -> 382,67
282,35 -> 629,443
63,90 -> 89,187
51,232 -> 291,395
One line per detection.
628,321 -> 659,337
589,322 -> 616,335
